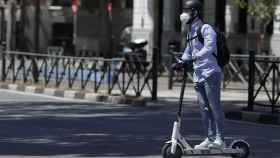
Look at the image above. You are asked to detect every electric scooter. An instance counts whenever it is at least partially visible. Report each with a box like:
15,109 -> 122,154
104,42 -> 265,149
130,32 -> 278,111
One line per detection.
161,60 -> 250,158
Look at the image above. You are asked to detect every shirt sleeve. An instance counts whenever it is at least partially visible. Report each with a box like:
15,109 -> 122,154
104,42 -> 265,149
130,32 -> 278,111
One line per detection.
195,24 -> 217,59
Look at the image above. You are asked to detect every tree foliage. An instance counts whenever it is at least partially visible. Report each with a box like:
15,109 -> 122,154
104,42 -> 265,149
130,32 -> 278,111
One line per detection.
233,0 -> 276,24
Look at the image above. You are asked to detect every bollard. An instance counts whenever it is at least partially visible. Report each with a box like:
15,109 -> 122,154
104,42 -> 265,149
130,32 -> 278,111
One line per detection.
152,47 -> 159,100
247,50 -> 255,111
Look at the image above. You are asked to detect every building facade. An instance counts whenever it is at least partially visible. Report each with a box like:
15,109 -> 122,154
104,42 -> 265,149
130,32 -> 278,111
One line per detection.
132,0 -> 280,60
0,0 -> 133,56
1,0 -> 280,58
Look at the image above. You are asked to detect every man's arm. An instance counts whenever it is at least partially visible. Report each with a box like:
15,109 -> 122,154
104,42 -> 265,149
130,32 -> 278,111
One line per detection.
194,24 -> 217,59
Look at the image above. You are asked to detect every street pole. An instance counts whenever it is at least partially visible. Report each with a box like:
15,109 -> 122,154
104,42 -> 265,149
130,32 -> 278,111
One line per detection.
11,1 -> 16,50
32,0 -> 40,83
247,50 -> 255,111
153,0 -> 163,60
5,0 -> 17,51
35,0 -> 40,53
72,0 -> 78,56
73,11 -> 77,56
107,0 -> 113,58
6,0 -> 12,51
152,47 -> 159,100
0,6 -> 5,46
20,0 -> 26,51
152,0 -> 163,100
157,0 -> 163,53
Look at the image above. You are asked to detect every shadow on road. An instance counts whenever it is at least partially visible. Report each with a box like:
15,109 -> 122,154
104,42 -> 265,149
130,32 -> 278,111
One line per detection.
0,101 -> 278,158
0,102 -> 186,157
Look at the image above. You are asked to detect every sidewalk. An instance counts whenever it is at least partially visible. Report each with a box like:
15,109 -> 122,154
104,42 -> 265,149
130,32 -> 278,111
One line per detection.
0,76 -> 279,125
147,79 -> 280,125
154,88 -> 280,125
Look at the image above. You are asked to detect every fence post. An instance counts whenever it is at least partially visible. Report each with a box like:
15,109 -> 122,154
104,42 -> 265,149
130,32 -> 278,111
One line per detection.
107,61 -> 111,95
152,47 -> 159,100
1,45 -> 5,82
247,50 -> 255,111
32,57 -> 39,83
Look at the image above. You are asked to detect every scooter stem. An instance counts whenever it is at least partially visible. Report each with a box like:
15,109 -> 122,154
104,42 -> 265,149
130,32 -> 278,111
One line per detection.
178,66 -> 188,119
171,121 -> 180,154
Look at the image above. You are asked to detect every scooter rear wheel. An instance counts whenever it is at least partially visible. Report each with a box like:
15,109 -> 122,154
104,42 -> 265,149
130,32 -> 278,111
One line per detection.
230,141 -> 250,158
161,143 -> 183,158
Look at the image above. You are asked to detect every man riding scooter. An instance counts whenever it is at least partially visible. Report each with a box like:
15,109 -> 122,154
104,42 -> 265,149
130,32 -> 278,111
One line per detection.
173,0 -> 226,150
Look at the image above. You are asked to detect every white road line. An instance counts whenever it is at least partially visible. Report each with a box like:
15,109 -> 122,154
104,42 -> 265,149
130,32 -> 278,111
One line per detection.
0,89 -> 88,102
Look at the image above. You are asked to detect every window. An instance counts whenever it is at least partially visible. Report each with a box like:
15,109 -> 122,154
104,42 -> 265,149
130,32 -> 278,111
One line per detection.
52,0 -> 71,7
112,0 -> 120,8
113,0 -> 133,9
52,23 -> 73,46
126,0 -> 133,9
250,18 -> 255,31
238,7 -> 247,33
266,21 -> 273,34
175,0 -> 182,32
215,0 -> 225,31
80,0 -> 100,13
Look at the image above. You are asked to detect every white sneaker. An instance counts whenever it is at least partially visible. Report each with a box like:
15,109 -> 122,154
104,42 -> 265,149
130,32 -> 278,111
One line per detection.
208,137 -> 226,149
194,138 -> 213,150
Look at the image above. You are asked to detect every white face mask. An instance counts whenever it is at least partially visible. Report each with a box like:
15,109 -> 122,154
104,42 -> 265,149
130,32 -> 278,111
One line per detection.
180,13 -> 191,24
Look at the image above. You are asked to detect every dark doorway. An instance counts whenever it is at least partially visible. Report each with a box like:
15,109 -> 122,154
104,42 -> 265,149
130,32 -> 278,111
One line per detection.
215,0 -> 225,32
52,23 -> 73,55
238,0 -> 248,33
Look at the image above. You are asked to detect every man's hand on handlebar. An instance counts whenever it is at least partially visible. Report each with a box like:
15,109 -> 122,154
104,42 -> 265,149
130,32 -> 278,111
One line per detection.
171,62 -> 184,71
171,58 -> 193,71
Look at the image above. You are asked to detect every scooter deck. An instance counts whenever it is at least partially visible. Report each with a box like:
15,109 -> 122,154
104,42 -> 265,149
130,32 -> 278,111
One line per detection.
184,148 -> 243,156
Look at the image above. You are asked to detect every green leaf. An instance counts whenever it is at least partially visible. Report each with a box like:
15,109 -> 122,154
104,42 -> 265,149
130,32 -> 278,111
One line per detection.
233,0 -> 276,23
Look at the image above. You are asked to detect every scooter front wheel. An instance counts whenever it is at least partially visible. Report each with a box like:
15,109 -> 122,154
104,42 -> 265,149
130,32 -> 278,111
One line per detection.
161,143 -> 183,158
230,141 -> 250,158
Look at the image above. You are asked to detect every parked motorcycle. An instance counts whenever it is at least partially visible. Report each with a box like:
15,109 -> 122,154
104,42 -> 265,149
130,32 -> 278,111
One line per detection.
122,38 -> 147,62
120,38 -> 148,71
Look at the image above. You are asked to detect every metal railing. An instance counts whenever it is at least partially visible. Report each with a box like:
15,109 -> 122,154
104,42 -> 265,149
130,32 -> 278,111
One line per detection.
1,50 -> 159,98
167,49 -> 280,112
247,51 -> 280,112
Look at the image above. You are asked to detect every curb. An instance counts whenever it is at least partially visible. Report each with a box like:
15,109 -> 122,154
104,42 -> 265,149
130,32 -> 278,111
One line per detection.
0,83 -> 147,106
226,111 -> 280,125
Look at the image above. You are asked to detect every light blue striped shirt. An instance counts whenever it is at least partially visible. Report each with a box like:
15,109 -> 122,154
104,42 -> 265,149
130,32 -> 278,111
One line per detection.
181,20 -> 221,83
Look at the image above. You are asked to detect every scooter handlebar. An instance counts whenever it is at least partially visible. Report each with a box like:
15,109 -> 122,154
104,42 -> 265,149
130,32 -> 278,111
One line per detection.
171,59 -> 193,71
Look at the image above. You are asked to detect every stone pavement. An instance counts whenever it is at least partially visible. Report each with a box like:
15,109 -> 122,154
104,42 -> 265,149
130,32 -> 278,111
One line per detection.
149,85 -> 280,125
0,76 -> 279,125
148,79 -> 280,126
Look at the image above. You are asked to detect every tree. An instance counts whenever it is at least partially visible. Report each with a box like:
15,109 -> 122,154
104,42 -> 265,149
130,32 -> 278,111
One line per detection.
233,0 -> 276,52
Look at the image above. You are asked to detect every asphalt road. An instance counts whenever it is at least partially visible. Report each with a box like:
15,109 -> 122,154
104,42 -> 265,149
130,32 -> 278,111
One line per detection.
0,89 -> 279,158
